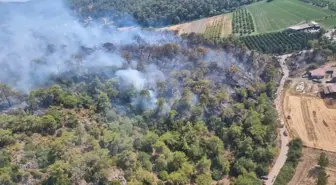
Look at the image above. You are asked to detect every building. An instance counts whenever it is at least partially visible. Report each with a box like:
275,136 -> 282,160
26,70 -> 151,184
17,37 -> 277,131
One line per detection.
326,67 -> 336,82
326,67 -> 336,74
309,65 -> 336,79
309,65 -> 328,79
323,85 -> 336,98
288,21 -> 320,31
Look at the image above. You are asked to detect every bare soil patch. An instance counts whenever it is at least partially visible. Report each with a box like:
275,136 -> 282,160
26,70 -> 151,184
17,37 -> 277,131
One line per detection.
167,14 -> 232,36
289,148 -> 336,185
221,16 -> 232,37
284,92 -> 336,152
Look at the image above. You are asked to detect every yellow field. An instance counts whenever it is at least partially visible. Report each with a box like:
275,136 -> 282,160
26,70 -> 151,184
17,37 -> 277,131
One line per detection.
284,93 -> 336,152
167,14 -> 232,37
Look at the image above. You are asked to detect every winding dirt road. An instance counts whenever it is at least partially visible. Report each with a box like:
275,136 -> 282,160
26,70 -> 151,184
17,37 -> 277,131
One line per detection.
265,55 -> 290,185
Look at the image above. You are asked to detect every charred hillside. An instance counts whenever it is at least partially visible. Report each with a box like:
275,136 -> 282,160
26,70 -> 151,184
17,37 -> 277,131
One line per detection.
0,1 -> 281,185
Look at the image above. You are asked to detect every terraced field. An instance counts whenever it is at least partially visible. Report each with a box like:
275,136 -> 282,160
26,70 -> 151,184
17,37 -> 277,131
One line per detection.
247,0 -> 335,33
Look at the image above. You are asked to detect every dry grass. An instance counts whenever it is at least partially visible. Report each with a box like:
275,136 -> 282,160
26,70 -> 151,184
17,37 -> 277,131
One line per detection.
167,14 -> 232,37
284,92 -> 336,152
289,148 -> 336,185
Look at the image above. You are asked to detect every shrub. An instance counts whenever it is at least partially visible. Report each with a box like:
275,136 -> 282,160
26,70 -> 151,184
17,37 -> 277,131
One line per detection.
159,171 -> 169,181
61,95 -> 78,108
0,129 -> 15,147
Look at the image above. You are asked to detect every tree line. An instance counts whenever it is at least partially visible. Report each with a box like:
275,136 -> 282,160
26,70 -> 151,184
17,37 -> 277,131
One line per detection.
274,138 -> 303,185
68,0 -> 262,27
300,0 -> 336,11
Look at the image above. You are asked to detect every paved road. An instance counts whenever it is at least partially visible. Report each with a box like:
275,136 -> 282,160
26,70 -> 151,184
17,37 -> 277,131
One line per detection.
265,54 -> 291,185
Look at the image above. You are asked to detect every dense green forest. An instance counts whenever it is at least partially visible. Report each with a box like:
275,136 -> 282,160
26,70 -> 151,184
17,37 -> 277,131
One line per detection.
68,0 -> 261,27
0,33 -> 281,185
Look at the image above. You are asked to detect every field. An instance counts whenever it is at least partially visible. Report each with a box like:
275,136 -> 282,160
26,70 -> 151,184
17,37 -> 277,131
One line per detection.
241,30 -> 319,54
318,15 -> 336,28
284,92 -> 336,152
247,0 -> 335,33
166,0 -> 336,37
167,14 -> 232,37
232,8 -> 255,35
288,148 -> 336,185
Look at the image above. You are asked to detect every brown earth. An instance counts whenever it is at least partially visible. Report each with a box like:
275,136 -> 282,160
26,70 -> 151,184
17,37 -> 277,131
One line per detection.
221,16 -> 232,37
167,14 -> 232,36
284,92 -> 336,152
289,148 -> 336,185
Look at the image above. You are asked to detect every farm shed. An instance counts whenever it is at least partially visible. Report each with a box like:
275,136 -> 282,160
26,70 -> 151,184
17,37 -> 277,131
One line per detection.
309,67 -> 326,79
326,67 -> 336,82
326,67 -> 336,74
323,85 -> 336,98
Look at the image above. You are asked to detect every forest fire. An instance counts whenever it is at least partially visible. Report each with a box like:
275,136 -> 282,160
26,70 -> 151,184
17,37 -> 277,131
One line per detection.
0,0 -> 282,184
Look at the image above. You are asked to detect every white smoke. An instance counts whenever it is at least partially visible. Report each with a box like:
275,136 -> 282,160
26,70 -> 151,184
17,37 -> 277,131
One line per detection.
0,0 -> 176,93
116,69 -> 146,91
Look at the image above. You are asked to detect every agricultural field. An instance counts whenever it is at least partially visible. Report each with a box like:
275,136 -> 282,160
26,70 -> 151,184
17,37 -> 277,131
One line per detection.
318,15 -> 336,28
247,0 -> 335,33
204,16 -> 225,39
241,30 -> 319,54
288,148 -> 336,185
167,14 -> 232,37
299,0 -> 336,11
284,91 -> 336,152
167,18 -> 208,35
232,8 -> 255,35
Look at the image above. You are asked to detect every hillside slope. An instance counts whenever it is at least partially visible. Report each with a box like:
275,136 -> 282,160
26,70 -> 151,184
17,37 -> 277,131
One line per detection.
0,1 -> 284,185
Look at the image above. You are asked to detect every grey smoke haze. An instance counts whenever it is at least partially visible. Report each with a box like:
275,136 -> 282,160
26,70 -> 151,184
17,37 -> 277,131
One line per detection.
0,0 -> 258,114
0,0 -> 30,2
0,0 -> 174,93
116,69 -> 146,91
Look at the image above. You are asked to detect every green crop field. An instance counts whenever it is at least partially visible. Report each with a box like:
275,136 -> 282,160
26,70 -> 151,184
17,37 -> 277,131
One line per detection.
247,0 -> 335,33
318,15 -> 336,28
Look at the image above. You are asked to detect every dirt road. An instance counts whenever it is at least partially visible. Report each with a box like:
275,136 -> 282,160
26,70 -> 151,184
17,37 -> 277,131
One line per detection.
265,55 -> 291,185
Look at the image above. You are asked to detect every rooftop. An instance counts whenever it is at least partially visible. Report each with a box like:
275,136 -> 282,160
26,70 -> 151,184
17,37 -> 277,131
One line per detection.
324,85 -> 336,94
326,67 -> 336,73
310,65 -> 329,76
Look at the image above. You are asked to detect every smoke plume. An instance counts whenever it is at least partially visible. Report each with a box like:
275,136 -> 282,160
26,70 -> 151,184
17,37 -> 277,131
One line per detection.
0,0 -> 175,93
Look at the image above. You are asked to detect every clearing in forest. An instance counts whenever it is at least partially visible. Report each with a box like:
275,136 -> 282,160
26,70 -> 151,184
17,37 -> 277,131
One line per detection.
247,0 -> 335,33
288,148 -> 336,185
167,14 -> 232,37
284,92 -> 336,152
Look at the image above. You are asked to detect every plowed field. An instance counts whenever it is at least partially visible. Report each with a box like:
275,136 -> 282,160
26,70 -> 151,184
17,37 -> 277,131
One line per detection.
284,93 -> 336,152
